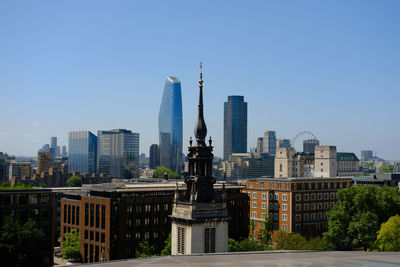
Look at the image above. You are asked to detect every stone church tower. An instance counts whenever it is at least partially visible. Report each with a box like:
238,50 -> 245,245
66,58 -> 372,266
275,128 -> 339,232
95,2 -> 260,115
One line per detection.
171,63 -> 230,255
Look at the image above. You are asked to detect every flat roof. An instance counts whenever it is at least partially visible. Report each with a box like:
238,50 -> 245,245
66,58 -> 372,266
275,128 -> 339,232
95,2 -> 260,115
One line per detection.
249,177 -> 353,182
67,251 -> 400,267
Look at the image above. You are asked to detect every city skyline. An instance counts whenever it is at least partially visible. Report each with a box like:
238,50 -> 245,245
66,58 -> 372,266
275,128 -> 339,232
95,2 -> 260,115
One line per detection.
1,1 -> 400,160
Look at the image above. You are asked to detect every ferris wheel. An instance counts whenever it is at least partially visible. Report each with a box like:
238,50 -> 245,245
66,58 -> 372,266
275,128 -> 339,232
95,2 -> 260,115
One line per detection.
291,131 -> 318,148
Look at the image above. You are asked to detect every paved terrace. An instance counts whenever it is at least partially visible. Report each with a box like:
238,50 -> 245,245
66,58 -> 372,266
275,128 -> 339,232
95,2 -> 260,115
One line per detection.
67,251 -> 400,267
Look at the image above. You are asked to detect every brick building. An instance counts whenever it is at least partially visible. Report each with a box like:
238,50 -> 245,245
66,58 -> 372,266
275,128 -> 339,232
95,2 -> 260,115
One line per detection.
242,177 -> 352,239
60,182 -> 248,263
0,189 -> 57,266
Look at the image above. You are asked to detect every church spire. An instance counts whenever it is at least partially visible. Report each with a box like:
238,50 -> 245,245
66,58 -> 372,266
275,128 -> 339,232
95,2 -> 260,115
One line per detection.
194,62 -> 207,146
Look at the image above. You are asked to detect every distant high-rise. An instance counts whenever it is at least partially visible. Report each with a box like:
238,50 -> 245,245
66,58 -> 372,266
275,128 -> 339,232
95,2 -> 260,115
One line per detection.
276,138 -> 291,149
263,130 -> 276,156
57,146 -> 61,157
361,150 -> 373,161
158,77 -> 183,174
255,137 -> 264,156
303,139 -> 320,154
62,146 -> 67,157
50,137 -> 57,159
224,96 -> 248,160
97,129 -> 139,179
68,131 -> 97,174
149,144 -> 160,169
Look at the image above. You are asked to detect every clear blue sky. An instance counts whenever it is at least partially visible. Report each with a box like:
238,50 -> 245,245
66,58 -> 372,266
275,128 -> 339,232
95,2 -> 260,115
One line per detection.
1,0 -> 399,160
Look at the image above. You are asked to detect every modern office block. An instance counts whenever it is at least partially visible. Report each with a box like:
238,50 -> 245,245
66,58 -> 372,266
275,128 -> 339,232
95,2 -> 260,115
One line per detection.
50,137 -> 57,159
97,129 -> 139,179
303,139 -> 320,154
361,150 -> 373,161
263,130 -> 276,156
276,138 -> 291,148
158,77 -> 183,174
149,144 -> 160,169
62,146 -> 67,157
223,96 -> 248,160
68,131 -> 98,175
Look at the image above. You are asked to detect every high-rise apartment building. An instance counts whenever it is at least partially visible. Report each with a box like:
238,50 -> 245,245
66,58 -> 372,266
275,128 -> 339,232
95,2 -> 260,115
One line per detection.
263,130 -> 276,156
149,144 -> 160,169
223,96 -> 248,160
97,129 -> 139,179
158,77 -> 183,174
50,137 -> 57,159
303,139 -> 320,154
361,150 -> 373,161
68,131 -> 98,175
256,137 -> 263,156
37,152 -> 52,173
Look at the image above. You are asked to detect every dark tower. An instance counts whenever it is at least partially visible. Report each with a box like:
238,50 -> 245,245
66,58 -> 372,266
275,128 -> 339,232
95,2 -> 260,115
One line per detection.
184,62 -> 217,203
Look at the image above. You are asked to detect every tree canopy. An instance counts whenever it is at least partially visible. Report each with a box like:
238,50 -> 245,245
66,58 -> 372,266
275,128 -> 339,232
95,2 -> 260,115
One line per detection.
0,215 -> 47,267
376,215 -> 400,251
153,166 -> 180,179
67,176 -> 83,187
160,233 -> 171,256
324,185 -> 400,250
62,228 -> 81,261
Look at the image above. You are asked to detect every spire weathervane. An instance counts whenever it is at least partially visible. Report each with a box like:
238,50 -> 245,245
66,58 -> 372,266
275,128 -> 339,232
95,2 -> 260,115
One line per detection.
194,62 -> 207,145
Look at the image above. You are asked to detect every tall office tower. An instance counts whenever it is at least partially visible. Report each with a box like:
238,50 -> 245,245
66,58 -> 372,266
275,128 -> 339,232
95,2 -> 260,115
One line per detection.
303,139 -> 320,154
97,129 -> 139,179
62,146 -> 67,157
57,146 -> 61,157
361,150 -> 373,161
158,77 -> 183,174
263,130 -> 276,156
68,131 -> 98,174
255,137 -> 263,156
149,144 -> 160,169
50,137 -> 57,159
276,138 -> 291,148
223,96 -> 248,160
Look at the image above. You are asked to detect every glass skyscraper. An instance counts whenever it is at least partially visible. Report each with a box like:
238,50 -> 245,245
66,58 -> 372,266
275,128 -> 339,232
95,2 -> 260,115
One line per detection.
263,130 -> 276,156
68,131 -> 97,174
97,129 -> 139,179
224,95 -> 248,160
158,77 -> 183,174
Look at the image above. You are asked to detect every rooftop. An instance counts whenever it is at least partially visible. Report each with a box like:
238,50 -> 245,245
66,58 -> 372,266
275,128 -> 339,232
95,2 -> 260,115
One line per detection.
250,177 -> 353,182
67,251 -> 400,267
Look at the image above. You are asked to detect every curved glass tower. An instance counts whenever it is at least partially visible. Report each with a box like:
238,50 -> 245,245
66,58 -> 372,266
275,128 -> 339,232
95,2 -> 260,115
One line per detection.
158,77 -> 183,174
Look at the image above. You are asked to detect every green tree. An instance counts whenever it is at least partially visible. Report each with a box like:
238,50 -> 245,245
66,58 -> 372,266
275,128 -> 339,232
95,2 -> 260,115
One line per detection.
307,237 -> 335,251
274,231 -> 308,250
0,215 -> 47,267
67,175 -> 83,187
376,215 -> 400,251
238,238 -> 263,251
249,219 -> 256,239
153,166 -> 180,179
62,229 -> 81,261
259,213 -> 273,246
324,185 -> 400,250
136,238 -> 156,258
160,233 -> 171,255
228,238 -> 241,252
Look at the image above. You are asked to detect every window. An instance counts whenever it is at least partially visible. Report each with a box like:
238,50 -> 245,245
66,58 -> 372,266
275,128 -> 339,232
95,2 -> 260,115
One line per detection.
95,205 -> 100,228
126,219 -> 132,228
101,233 -> 105,243
260,182 -> 264,188
295,204 -> 301,211
310,194 -> 316,201
164,204 -> 169,211
324,193 -> 329,200
270,182 -> 274,189
41,194 -> 50,204
317,203 -> 322,210
304,204 -> 309,211
72,206 -> 75,225
273,213 -> 279,220
274,203 -> 279,210
29,194 -> 38,204
136,219 -> 141,226
90,204 -> 94,227
295,194 -> 301,201
295,214 -> 302,222
330,202 -> 335,208
101,205 -> 105,229
308,183 -> 312,190
315,183 -> 319,190
295,224 -> 301,232
321,183 -> 325,189
84,230 -> 88,240
278,183 -> 281,190
302,183 -> 305,190
340,182 -> 343,189
204,228 -> 216,253
76,206 -> 80,225
252,212 -> 257,218
317,193 -> 322,200
85,203 -> 89,226
279,164 -> 283,172
282,194 -> 288,201
145,205 -> 151,212
252,202 -> 257,208
304,194 -> 309,201
96,232 -> 100,242
269,193 -> 273,200
273,223 -> 279,230
64,204 -> 67,223
311,213 -> 316,221
261,203 -> 267,210
68,205 -> 71,224
282,204 -> 288,211
324,202 -> 329,209
328,183 -> 331,189
177,227 -> 185,254
274,194 -> 279,200
294,183 -> 297,190
282,224 -> 288,230
136,205 -> 142,213
261,193 -> 267,200
311,203 -> 316,210
252,193 -> 257,199
303,214 -> 309,221
135,232 -> 141,239
145,218 -> 150,226
282,214 -> 288,221
90,231 -> 94,240
125,233 -> 131,241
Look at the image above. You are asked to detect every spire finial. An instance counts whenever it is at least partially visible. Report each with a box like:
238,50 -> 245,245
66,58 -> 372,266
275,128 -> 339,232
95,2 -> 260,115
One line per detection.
194,62 -> 207,145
